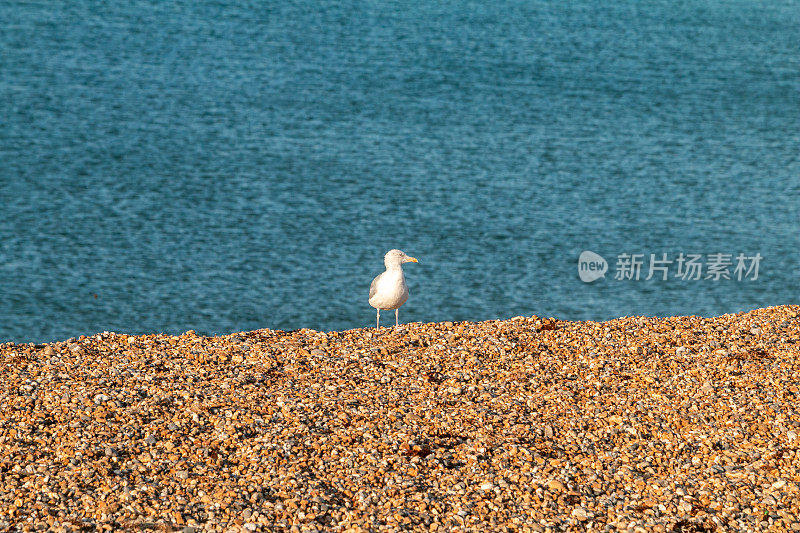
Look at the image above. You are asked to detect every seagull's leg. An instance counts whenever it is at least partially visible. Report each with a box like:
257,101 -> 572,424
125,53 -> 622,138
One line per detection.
395,308 -> 399,327
376,309 -> 380,329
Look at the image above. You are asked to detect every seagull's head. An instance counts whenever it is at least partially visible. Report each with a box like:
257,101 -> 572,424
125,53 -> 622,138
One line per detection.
385,249 -> 418,268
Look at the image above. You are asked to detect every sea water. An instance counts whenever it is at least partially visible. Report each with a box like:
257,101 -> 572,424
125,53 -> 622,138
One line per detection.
1,0 -> 798,343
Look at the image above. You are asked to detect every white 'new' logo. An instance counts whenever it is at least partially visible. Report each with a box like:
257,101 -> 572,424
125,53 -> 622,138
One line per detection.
578,251 -> 607,282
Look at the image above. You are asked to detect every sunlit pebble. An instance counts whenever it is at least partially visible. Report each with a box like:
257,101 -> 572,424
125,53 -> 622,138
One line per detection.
0,306 -> 799,531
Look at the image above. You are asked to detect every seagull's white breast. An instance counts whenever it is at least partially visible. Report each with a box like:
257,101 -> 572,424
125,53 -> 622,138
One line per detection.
369,269 -> 409,310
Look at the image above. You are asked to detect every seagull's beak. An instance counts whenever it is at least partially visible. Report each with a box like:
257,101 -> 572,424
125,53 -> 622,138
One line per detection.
406,256 -> 419,263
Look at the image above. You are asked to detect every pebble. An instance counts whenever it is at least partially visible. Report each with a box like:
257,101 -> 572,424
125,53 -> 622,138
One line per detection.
571,506 -> 588,521
0,306 -> 798,531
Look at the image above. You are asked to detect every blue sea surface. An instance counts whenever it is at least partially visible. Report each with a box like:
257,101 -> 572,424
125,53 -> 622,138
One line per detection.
1,0 -> 798,343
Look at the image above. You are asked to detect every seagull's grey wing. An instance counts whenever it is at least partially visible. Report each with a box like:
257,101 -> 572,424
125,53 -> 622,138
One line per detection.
369,273 -> 382,300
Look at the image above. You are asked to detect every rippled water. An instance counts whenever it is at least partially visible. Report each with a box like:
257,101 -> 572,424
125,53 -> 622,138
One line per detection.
1,0 -> 798,343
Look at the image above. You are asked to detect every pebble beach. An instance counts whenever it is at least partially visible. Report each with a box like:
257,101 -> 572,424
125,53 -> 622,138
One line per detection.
2,306 -> 799,532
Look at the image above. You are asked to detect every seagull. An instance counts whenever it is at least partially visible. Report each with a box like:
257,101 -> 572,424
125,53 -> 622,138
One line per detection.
369,249 -> 418,328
